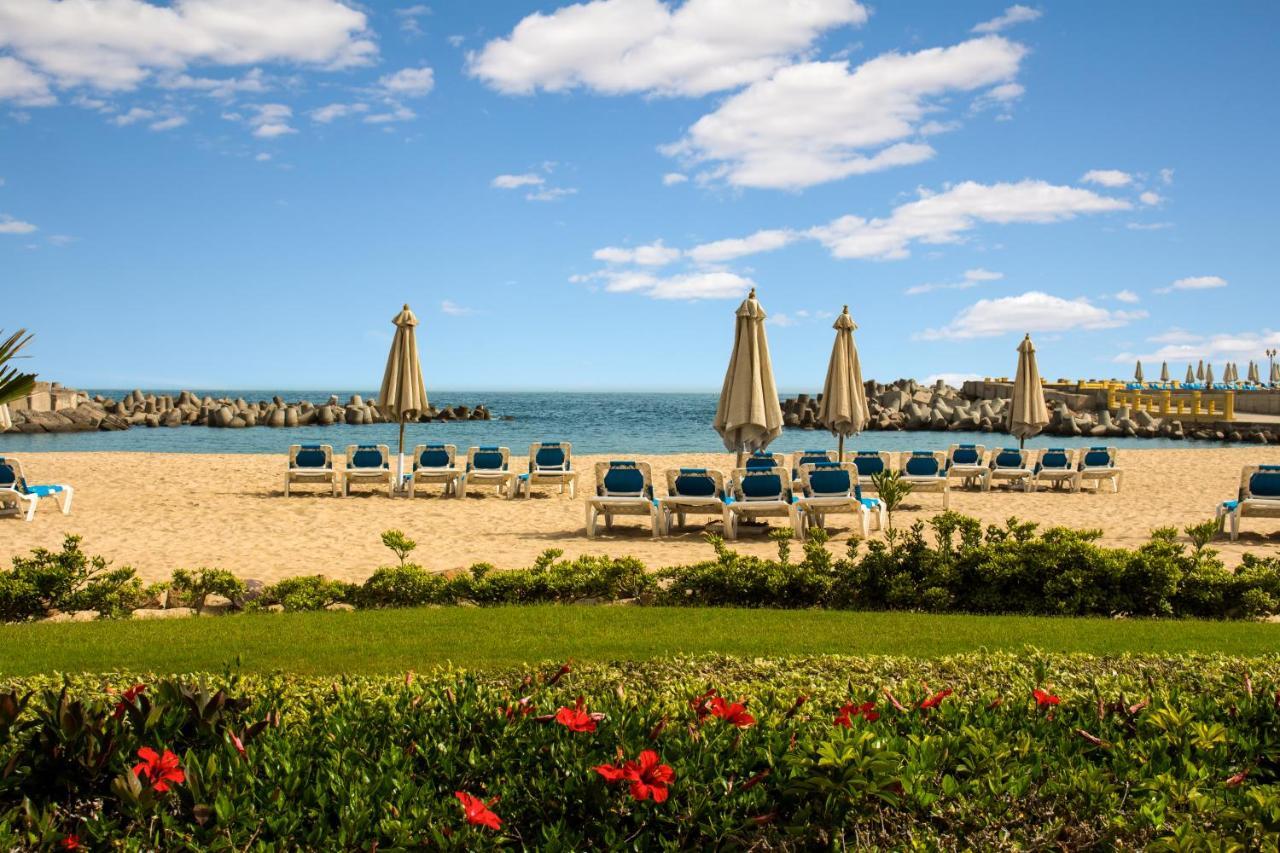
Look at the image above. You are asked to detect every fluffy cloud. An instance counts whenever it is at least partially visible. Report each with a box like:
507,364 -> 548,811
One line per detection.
378,66 -> 434,97
396,4 -> 431,37
810,180 -> 1129,260
440,300 -> 475,316
248,103 -> 295,138
1081,169 -> 1133,187
148,115 -> 187,131
0,214 -> 37,234
112,107 -> 155,126
971,5 -> 1042,34
1113,289 -> 1140,303
688,229 -> 796,263
157,68 -> 269,99
469,0 -> 867,97
666,36 -> 1026,189
0,55 -> 55,105
1155,275 -> 1228,294
594,240 -> 681,266
0,0 -> 375,100
492,168 -> 575,201
573,267 -> 753,300
662,172 -> 688,186
491,173 -> 545,189
1138,190 -> 1162,206
1119,329 -> 1280,363
919,291 -> 1146,340
905,267 -> 1003,296
311,102 -> 368,123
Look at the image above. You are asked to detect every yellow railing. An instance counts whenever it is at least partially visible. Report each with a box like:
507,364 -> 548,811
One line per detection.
1106,387 -> 1235,421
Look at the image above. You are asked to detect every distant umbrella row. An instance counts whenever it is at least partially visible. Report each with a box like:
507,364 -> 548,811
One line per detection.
1133,359 -> 1279,387
710,290 -> 1050,460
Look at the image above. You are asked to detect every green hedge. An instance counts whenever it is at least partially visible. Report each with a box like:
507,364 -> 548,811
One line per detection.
5,514 -> 1280,623
1,654 -> 1278,848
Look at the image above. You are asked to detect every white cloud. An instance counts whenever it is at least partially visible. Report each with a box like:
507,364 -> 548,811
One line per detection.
810,179 -> 1129,260
1081,169 -> 1132,187
491,173 -> 544,189
157,68 -> 269,99
1126,221 -> 1173,231
919,291 -> 1146,340
594,240 -> 681,266
525,186 -> 577,202
1160,167 -> 1175,185
310,102 -> 368,123
971,5 -> 1042,34
248,103 -> 295,138
1121,329 -> 1280,363
688,229 -> 796,263
363,105 -> 415,124
148,115 -> 187,131
0,214 -> 37,234
112,106 -> 155,126
1155,275 -> 1228,294
666,36 -> 1026,189
1138,190 -> 1162,206
378,66 -> 434,97
469,0 -> 868,97
254,152 -> 271,162
905,266 -> 1003,296
1113,289 -> 1140,304
396,4 -> 431,36
0,0 -> 375,98
575,267 -> 753,300
0,55 -> 55,105
447,34 -> 464,48
662,172 -> 688,186
441,300 -> 475,316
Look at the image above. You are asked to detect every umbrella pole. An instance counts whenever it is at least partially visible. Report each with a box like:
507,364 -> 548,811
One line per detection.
397,420 -> 406,491
837,434 -> 844,464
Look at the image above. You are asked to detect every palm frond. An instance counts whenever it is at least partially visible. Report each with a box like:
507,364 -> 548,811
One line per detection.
0,328 -> 36,407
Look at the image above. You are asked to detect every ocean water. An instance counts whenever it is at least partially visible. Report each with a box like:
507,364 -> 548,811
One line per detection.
0,389 -> 1194,454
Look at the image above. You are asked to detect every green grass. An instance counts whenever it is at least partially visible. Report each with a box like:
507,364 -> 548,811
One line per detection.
2,606 -> 1278,675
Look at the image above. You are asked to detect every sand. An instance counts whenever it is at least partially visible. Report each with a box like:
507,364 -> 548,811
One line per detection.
2,449 -> 1279,584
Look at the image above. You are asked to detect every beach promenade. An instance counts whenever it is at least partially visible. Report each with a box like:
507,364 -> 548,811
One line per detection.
2,447 -> 1278,583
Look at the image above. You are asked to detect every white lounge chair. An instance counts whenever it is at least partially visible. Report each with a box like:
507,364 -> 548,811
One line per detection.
343,444 -> 394,496
0,457 -> 73,522
945,444 -> 987,490
791,449 -> 836,491
462,446 -> 517,498
982,448 -> 1035,493
1217,464 -> 1280,541
585,460 -> 658,538
794,461 -> 883,540
285,444 -> 339,496
900,451 -> 951,508
517,441 -> 577,499
407,444 -> 464,498
1074,446 -> 1123,494
1032,448 -> 1077,491
724,466 -> 800,540
851,451 -> 895,492
657,468 -> 729,537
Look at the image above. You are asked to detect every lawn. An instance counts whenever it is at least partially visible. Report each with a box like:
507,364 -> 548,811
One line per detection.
2,606 -> 1278,675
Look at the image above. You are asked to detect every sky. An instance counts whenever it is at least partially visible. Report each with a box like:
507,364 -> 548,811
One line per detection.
2,0 -> 1279,392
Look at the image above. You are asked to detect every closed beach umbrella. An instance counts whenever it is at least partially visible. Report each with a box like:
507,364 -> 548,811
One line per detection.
1160,361 -> 1170,383
1249,361 -> 1260,384
817,305 -> 869,462
1196,360 -> 1204,381
1185,364 -> 1195,384
1008,333 -> 1050,448
1272,361 -> 1280,384
1224,362 -> 1235,384
1205,363 -> 1215,386
378,304 -> 429,488
1134,360 -> 1144,382
714,288 -> 782,463
0,403 -> 10,431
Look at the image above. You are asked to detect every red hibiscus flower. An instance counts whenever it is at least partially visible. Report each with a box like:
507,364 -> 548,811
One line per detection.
690,688 -> 718,721
505,696 -> 535,720
595,749 -> 675,803
59,836 -> 80,851
455,791 -> 502,830
112,683 -> 146,719
229,730 -> 246,758
1225,768 -> 1250,787
834,701 -> 880,727
919,688 -> 952,710
133,747 -> 185,793
1033,688 -> 1060,708
709,696 -> 755,728
555,696 -> 598,733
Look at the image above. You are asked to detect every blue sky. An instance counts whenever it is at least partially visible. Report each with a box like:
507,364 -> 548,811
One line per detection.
3,0 -> 1278,391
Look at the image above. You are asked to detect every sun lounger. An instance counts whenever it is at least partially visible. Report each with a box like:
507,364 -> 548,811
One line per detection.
585,460 -> 658,538
794,461 -> 883,540
285,444 -> 339,496
517,441 -> 577,499
407,443 -> 464,498
852,451 -> 894,492
900,451 -> 951,508
1074,446 -> 1123,493
982,448 -> 1035,492
1032,448 -> 1077,491
657,468 -> 729,536
791,449 -> 835,490
343,444 -> 393,496
463,446 -> 517,498
0,457 -> 73,522
945,444 -> 987,489
1217,464 -> 1280,541
724,466 -> 799,540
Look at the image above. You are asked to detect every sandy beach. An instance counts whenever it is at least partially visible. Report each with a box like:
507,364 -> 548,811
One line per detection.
1,448 -> 1278,584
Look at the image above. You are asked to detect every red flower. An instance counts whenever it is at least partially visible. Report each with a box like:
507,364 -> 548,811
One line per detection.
595,749 -> 675,803
1225,768 -> 1250,787
229,731 -> 246,758
690,688 -> 718,721
834,701 -> 880,727
919,688 -> 952,710
132,747 -> 185,793
709,696 -> 755,728
59,837 -> 80,851
455,791 -> 502,830
112,683 -> 146,719
555,696 -> 598,732
1033,688 -> 1060,708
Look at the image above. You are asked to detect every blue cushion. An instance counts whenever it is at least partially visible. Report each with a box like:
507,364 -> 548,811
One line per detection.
294,448 -> 328,469
853,454 -> 884,476
808,469 -> 850,495
0,463 -> 16,489
1036,450 -> 1069,471
604,466 -> 645,494
745,453 -> 776,471
679,467 -> 706,474
673,473 -> 716,497
417,449 -> 450,469
905,455 -> 940,477
1249,472 -> 1280,498
741,472 -> 783,499
300,444 -> 323,449
1082,450 -> 1112,468
994,450 -> 1023,468
27,484 -> 63,497
472,451 -> 505,471
534,447 -> 566,468
351,448 -> 385,469
951,447 -> 979,465
794,454 -> 831,475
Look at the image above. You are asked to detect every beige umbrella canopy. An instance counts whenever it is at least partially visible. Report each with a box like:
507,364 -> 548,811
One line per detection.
1160,361 -> 1170,383
378,304 -> 429,485
1272,361 -> 1280,385
1224,362 -> 1235,384
1134,360 -> 1144,383
1008,333 -> 1050,447
1205,363 -> 1215,386
1185,364 -> 1195,384
714,288 -> 782,461
1249,361 -> 1261,384
817,305 -> 869,462
1196,360 -> 1205,381
0,403 -> 10,432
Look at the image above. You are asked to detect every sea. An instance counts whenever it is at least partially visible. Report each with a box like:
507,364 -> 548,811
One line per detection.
1,389 -> 1194,454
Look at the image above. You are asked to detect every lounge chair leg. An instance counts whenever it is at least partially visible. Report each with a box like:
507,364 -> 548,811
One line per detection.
284,477 -> 291,497
585,504 -> 596,538
723,509 -> 737,540
60,487 -> 73,515
650,507 -> 660,540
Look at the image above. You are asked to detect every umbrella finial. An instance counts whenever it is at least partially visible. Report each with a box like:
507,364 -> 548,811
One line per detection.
748,287 -> 756,298
403,303 -> 410,310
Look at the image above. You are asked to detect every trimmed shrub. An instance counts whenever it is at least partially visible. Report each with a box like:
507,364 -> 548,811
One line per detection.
0,535 -> 145,620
